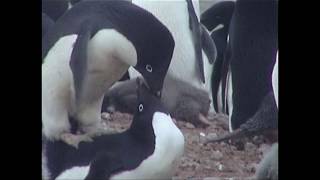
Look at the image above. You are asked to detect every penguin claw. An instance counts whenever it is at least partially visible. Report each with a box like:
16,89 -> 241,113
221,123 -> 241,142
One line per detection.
198,113 -> 212,126
60,133 -> 93,149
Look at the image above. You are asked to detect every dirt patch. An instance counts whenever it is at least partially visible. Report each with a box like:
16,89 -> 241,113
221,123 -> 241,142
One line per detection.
102,112 -> 273,180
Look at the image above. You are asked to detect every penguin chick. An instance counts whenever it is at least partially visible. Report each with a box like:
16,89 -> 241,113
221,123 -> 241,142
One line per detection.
255,143 -> 278,180
102,76 -> 211,127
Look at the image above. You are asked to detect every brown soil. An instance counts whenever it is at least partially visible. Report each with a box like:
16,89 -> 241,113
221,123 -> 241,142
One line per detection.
102,112 -> 273,180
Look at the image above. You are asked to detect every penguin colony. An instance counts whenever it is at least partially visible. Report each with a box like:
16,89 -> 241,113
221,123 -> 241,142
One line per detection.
42,0 -> 278,179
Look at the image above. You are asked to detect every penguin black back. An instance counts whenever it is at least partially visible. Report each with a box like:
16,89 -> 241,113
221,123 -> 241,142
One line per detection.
228,0 -> 278,129
42,0 -> 69,21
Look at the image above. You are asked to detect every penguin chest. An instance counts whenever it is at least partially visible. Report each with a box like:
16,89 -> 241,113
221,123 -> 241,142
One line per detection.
111,112 -> 185,180
72,29 -> 138,122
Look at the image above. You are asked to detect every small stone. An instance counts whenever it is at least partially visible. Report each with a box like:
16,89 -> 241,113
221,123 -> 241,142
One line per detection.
203,177 -> 222,180
101,112 -> 111,120
245,142 -> 256,151
185,122 -> 195,129
207,133 -> 218,139
253,135 -> 264,144
211,150 -> 223,160
259,143 -> 271,154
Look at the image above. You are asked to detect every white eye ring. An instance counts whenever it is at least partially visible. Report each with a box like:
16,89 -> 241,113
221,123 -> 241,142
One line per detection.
139,104 -> 144,112
146,64 -> 152,72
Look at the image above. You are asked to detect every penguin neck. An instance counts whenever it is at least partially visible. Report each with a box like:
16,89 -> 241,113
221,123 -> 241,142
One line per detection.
129,113 -> 155,144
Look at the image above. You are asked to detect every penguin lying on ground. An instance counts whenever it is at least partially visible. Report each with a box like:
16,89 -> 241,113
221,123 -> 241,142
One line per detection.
42,0 -> 174,148
255,143 -> 278,180
204,0 -> 278,143
129,0 -> 217,113
42,13 -> 54,37
42,78 -> 185,180
102,76 -> 212,127
200,0 -> 235,113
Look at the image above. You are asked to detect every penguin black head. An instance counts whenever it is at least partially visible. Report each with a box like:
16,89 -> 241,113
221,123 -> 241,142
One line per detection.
134,78 -> 169,117
134,28 -> 175,98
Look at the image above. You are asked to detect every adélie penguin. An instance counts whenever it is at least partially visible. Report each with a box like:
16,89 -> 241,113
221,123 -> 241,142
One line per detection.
42,0 -> 174,147
42,78 -> 185,180
205,0 -> 278,142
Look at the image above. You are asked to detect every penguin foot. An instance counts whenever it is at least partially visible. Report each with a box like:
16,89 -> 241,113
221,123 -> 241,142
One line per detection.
60,133 -> 93,149
198,113 -> 212,126
85,125 -> 119,138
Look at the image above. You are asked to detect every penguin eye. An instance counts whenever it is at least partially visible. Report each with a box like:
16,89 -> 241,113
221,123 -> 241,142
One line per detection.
146,64 -> 152,73
138,104 -> 144,112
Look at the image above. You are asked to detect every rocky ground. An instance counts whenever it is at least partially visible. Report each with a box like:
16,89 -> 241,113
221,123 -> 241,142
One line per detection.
101,112 -> 274,180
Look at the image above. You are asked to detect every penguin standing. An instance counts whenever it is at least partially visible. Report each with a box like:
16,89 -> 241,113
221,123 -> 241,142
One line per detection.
42,1 -> 174,147
42,79 -> 185,180
130,0 -> 217,117
205,0 -> 278,142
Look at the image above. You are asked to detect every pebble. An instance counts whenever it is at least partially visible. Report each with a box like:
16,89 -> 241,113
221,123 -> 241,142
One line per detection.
245,142 -> 256,151
253,135 -> 264,144
185,122 -> 195,129
101,112 -> 111,120
207,133 -> 218,139
218,163 -> 224,171
211,150 -> 223,160
203,177 -> 222,180
258,143 -> 271,155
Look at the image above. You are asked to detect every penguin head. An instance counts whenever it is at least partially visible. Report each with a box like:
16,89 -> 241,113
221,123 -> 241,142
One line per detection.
134,78 -> 169,121
134,32 -> 175,98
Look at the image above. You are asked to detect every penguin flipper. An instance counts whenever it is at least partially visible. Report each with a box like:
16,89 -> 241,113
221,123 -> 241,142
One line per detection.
186,0 -> 205,83
69,24 -> 91,102
85,152 -> 124,180
211,52 -> 223,112
200,24 -> 217,64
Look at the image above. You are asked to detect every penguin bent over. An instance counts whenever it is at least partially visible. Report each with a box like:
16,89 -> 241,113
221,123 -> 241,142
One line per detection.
42,78 -> 185,180
42,0 -> 174,147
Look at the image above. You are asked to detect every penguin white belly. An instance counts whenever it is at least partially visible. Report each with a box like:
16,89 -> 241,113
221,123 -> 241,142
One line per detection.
73,29 -> 138,128
42,34 -> 78,139
272,51 -> 278,107
55,166 -> 90,180
111,112 -> 185,180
